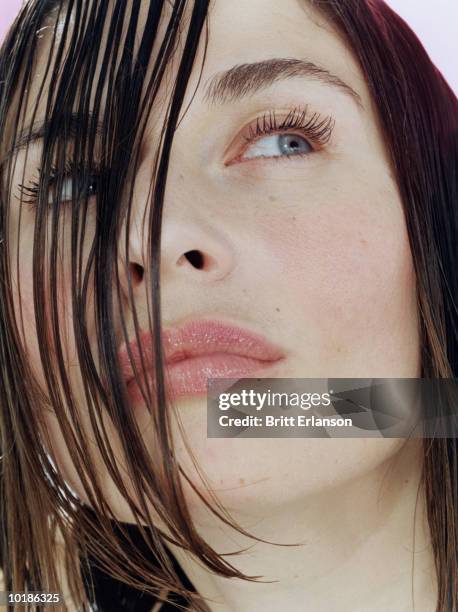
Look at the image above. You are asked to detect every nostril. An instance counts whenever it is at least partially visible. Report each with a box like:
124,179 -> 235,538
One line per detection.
184,249 -> 205,270
131,262 -> 144,284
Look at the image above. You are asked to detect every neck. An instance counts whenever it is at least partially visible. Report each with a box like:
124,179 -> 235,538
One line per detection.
170,440 -> 437,612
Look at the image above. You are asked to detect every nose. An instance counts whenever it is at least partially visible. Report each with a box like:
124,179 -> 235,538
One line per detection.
160,212 -> 236,283
117,203 -> 236,301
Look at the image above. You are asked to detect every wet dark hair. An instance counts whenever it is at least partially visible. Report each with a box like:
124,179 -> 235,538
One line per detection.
0,0 -> 456,610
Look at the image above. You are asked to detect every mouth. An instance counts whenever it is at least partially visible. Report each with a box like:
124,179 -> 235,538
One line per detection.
117,319 -> 285,404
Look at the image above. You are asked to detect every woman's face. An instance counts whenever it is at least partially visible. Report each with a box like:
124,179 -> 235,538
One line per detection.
6,0 -> 420,522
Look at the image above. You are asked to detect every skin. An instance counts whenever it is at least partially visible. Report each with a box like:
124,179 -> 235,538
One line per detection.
4,0 -> 438,610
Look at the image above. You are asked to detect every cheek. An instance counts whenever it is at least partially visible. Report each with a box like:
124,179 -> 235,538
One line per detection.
12,253 -> 77,381
11,209 -> 99,379
259,200 -> 413,302
254,187 -> 419,375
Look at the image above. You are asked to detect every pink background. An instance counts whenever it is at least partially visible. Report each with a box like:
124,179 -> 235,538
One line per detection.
1,0 -> 457,93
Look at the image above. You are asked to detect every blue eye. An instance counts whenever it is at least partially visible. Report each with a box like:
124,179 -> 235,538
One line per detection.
17,161 -> 101,210
228,106 -> 335,165
52,174 -> 98,204
242,133 -> 313,161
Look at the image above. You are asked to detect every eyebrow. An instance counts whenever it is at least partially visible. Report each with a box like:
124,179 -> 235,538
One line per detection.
1,112 -> 104,165
202,57 -> 363,108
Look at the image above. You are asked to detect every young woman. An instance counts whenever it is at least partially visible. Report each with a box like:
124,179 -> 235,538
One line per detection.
0,0 -> 456,610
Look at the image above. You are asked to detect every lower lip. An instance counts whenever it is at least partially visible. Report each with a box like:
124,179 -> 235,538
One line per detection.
126,353 -> 280,404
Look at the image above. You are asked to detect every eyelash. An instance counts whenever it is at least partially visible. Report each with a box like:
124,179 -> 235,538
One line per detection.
237,105 -> 335,163
15,106 -> 334,209
16,160 -> 101,211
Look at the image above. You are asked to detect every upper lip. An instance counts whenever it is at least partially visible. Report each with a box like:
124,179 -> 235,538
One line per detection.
118,319 -> 285,385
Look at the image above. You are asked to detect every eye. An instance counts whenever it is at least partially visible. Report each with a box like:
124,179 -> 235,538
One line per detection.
226,106 -> 335,166
53,173 -> 98,205
17,161 -> 101,210
241,133 -> 313,161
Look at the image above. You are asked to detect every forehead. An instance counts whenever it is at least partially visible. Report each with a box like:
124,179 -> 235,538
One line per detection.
200,0 -> 364,94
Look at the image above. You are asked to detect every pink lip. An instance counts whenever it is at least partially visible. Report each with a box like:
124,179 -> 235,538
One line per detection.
117,320 -> 285,403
